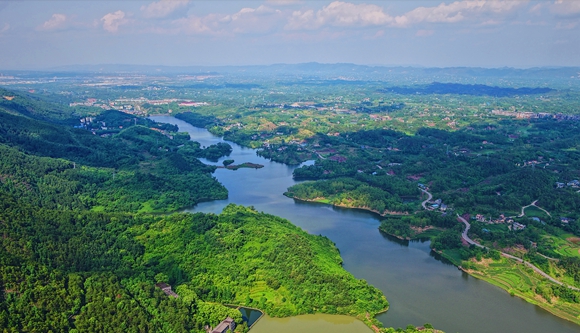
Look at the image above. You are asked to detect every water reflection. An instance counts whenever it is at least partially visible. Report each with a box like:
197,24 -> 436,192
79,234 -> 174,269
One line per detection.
238,307 -> 263,328
249,314 -> 371,333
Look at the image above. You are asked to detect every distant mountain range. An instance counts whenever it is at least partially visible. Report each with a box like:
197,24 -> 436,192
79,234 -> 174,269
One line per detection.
40,62 -> 580,78
0,63 -> 577,89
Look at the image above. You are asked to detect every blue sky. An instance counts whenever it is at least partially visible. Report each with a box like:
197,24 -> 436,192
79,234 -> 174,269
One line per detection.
0,0 -> 578,69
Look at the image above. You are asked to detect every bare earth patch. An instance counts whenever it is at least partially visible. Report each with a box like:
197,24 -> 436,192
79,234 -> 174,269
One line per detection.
411,226 -> 434,233
472,257 -> 494,268
567,237 -> 580,244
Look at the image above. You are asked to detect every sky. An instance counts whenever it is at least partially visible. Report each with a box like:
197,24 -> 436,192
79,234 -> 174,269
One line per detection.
0,0 -> 578,69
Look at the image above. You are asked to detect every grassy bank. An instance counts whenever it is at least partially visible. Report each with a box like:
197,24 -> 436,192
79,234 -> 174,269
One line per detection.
438,249 -> 580,326
284,193 -> 408,218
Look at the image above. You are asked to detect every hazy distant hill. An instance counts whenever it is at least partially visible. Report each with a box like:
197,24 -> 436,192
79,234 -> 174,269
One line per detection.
48,62 -> 580,78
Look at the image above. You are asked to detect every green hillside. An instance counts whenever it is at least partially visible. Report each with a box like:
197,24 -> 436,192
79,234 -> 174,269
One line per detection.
0,89 -> 429,333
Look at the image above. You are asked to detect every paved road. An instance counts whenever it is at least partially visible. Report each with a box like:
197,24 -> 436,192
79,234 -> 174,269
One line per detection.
456,214 -> 579,291
419,188 -> 432,210
456,214 -> 484,248
518,200 -> 552,218
418,187 -> 574,289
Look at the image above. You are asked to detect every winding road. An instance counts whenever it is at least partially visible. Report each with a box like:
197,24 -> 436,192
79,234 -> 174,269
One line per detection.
419,188 -> 432,210
418,187 -> 578,291
456,214 -> 579,291
518,200 -> 552,218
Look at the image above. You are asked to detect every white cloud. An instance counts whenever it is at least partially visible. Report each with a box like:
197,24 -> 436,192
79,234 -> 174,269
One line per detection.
171,15 -> 212,34
552,0 -> 580,16
393,1 -> 527,27
286,1 -> 393,30
39,13 -> 67,31
141,0 -> 189,19
164,5 -> 284,35
266,0 -> 302,6
286,1 -> 528,30
286,10 -> 319,30
101,10 -> 128,33
224,5 -> 279,22
219,5 -> 283,33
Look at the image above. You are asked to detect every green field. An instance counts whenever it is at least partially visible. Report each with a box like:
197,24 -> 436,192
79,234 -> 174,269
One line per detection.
543,234 -> 580,258
444,253 -> 580,326
415,228 -> 443,239
523,205 -> 551,219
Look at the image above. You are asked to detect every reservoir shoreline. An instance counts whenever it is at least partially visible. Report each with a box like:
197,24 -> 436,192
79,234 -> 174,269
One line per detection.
153,115 -> 580,333
287,192 -> 580,326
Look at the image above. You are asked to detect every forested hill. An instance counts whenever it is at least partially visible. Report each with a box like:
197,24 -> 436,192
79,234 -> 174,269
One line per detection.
0,91 -> 229,212
0,198 -> 391,332
0,90 -> 431,333
383,82 -> 554,97
0,87 -> 79,123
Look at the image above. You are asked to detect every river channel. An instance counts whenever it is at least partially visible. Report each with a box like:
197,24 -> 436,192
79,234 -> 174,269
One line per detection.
152,116 -> 580,333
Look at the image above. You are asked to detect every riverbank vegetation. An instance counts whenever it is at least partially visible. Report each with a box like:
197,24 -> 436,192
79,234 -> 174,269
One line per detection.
438,246 -> 580,325
286,177 -> 414,215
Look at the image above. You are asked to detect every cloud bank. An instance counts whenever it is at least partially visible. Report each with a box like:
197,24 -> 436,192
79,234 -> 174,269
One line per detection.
141,0 -> 189,19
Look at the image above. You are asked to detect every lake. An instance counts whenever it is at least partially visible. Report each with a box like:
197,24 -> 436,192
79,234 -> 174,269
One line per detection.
152,115 -> 580,333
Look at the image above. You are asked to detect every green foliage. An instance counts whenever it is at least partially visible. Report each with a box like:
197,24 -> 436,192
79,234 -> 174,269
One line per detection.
0,94 -> 229,213
0,197 -> 389,332
287,177 -> 412,214
175,112 -> 217,128
560,257 -> 580,285
136,205 -> 389,318
0,89 -> 391,332
431,228 -> 462,251
0,87 -> 79,123
198,142 -> 233,161
0,141 -> 226,213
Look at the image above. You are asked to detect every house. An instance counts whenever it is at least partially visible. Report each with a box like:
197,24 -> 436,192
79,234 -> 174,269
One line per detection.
556,182 -> 565,188
155,282 -> 178,298
211,317 -> 236,333
512,222 -> 526,231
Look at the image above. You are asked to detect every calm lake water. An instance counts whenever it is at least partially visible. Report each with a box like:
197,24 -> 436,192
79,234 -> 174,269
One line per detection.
249,314 -> 372,333
238,307 -> 262,328
152,116 -> 580,333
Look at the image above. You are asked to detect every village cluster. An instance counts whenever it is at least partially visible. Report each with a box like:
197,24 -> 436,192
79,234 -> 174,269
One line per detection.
556,179 -> 580,188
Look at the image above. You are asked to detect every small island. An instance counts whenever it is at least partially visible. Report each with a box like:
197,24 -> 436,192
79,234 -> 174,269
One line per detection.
217,162 -> 264,170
